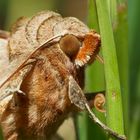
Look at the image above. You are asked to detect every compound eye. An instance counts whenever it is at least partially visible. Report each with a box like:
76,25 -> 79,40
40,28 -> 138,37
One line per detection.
59,35 -> 81,58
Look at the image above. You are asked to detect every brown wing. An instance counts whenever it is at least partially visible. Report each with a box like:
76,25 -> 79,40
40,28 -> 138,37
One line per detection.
0,31 -> 9,75
0,11 -> 90,89
0,11 -> 64,89
0,34 -> 65,89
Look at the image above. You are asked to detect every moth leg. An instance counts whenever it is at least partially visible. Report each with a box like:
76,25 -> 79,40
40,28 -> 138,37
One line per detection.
68,76 -> 87,110
68,76 -> 126,140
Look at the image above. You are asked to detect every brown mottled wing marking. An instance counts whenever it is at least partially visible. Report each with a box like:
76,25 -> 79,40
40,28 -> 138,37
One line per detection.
9,16 -> 30,59
10,16 -> 29,34
0,11 -> 68,89
25,11 -> 61,46
0,32 -> 67,89
68,76 -> 87,110
0,64 -> 33,101
37,14 -> 62,44
53,17 -> 89,37
0,64 -> 33,120
0,37 -> 9,75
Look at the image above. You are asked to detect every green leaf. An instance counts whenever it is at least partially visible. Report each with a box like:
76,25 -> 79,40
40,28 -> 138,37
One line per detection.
113,3 -> 128,136
95,0 -> 125,139
129,0 -> 140,139
76,0 -> 106,140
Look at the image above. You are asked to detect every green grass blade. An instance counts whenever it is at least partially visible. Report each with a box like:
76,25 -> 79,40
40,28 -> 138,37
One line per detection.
113,3 -> 128,136
76,0 -> 106,140
86,0 -> 105,92
106,0 -> 117,26
95,0 -> 125,139
110,0 -> 117,26
129,0 -> 140,139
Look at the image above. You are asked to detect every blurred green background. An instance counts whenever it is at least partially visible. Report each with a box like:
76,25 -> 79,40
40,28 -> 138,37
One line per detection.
0,0 -> 138,140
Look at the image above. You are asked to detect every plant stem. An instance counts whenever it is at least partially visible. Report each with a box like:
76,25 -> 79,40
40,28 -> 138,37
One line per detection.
95,0 -> 125,139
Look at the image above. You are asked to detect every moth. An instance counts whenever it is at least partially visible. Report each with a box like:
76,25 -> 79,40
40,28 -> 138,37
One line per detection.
0,11 -> 125,140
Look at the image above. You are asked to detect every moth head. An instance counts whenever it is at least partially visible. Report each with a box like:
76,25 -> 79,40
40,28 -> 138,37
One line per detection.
59,34 -> 81,59
59,31 -> 101,68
